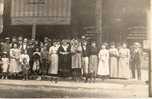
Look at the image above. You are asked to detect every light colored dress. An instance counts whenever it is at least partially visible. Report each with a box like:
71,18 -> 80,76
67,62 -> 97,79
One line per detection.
48,46 -> 59,74
32,52 -> 41,72
118,48 -> 130,78
19,54 -> 30,72
109,48 -> 119,78
71,45 -> 82,69
20,54 -> 30,65
97,49 -> 109,76
1,58 -> 9,73
9,48 -> 21,73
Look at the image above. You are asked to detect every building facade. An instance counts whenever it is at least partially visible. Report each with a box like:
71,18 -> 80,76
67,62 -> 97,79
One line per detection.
0,0 -> 149,46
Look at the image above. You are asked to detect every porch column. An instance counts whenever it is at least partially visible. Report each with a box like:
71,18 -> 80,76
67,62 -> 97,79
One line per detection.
95,0 -> 103,48
0,0 -> 4,33
32,23 -> 36,40
149,0 -> 152,97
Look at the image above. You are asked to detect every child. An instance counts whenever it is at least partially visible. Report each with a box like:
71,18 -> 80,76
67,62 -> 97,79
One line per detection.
1,52 -> 9,79
20,50 -> 30,80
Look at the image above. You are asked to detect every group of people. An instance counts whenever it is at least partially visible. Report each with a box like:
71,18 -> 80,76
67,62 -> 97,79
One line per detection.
0,36 -> 143,82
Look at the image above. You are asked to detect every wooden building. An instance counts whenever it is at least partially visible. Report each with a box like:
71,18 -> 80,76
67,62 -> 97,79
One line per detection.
0,0 -> 149,45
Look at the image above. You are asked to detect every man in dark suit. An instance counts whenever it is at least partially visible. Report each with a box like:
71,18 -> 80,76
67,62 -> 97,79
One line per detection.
130,42 -> 143,80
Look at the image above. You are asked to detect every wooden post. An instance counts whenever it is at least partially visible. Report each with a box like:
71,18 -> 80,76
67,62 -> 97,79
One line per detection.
148,0 -> 152,97
149,50 -> 152,97
32,23 -> 36,40
0,0 -> 4,33
95,0 -> 103,49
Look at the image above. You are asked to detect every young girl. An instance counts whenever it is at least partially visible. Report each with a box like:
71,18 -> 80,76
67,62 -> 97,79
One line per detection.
1,52 -> 9,79
20,50 -> 30,80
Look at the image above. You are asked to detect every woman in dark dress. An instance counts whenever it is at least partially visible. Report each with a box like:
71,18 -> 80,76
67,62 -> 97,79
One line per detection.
58,40 -> 71,77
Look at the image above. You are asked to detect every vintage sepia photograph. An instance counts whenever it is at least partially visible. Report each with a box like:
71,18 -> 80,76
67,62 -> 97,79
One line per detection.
0,0 -> 151,98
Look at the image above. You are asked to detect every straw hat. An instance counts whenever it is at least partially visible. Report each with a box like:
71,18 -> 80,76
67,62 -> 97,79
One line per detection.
5,37 -> 10,40
133,42 -> 141,48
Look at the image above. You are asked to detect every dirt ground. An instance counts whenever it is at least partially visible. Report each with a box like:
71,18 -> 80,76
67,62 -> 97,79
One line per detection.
0,79 -> 148,98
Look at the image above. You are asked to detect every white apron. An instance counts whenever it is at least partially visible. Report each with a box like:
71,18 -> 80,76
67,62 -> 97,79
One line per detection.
109,48 -> 119,78
1,58 -> 9,72
118,48 -> 130,79
97,49 -> 109,76
9,49 -> 21,73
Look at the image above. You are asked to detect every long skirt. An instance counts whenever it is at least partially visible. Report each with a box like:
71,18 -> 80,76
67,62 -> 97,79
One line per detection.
9,59 -> 20,73
97,59 -> 109,76
41,58 -> 49,75
48,54 -> 58,74
82,57 -> 89,75
109,56 -> 118,78
2,64 -> 9,73
119,58 -> 130,78
58,54 -> 71,76
32,60 -> 41,74
71,53 -> 81,69
89,55 -> 98,73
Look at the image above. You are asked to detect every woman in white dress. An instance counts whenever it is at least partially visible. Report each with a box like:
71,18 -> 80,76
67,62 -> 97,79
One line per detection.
118,43 -> 130,79
97,44 -> 109,79
109,43 -> 119,78
48,41 -> 59,75
9,43 -> 21,78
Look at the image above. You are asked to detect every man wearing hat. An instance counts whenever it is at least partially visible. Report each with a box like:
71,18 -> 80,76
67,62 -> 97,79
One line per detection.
81,38 -> 89,82
18,36 -> 23,50
130,42 -> 143,80
27,41 -> 35,74
22,38 -> 28,51
10,37 -> 17,48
